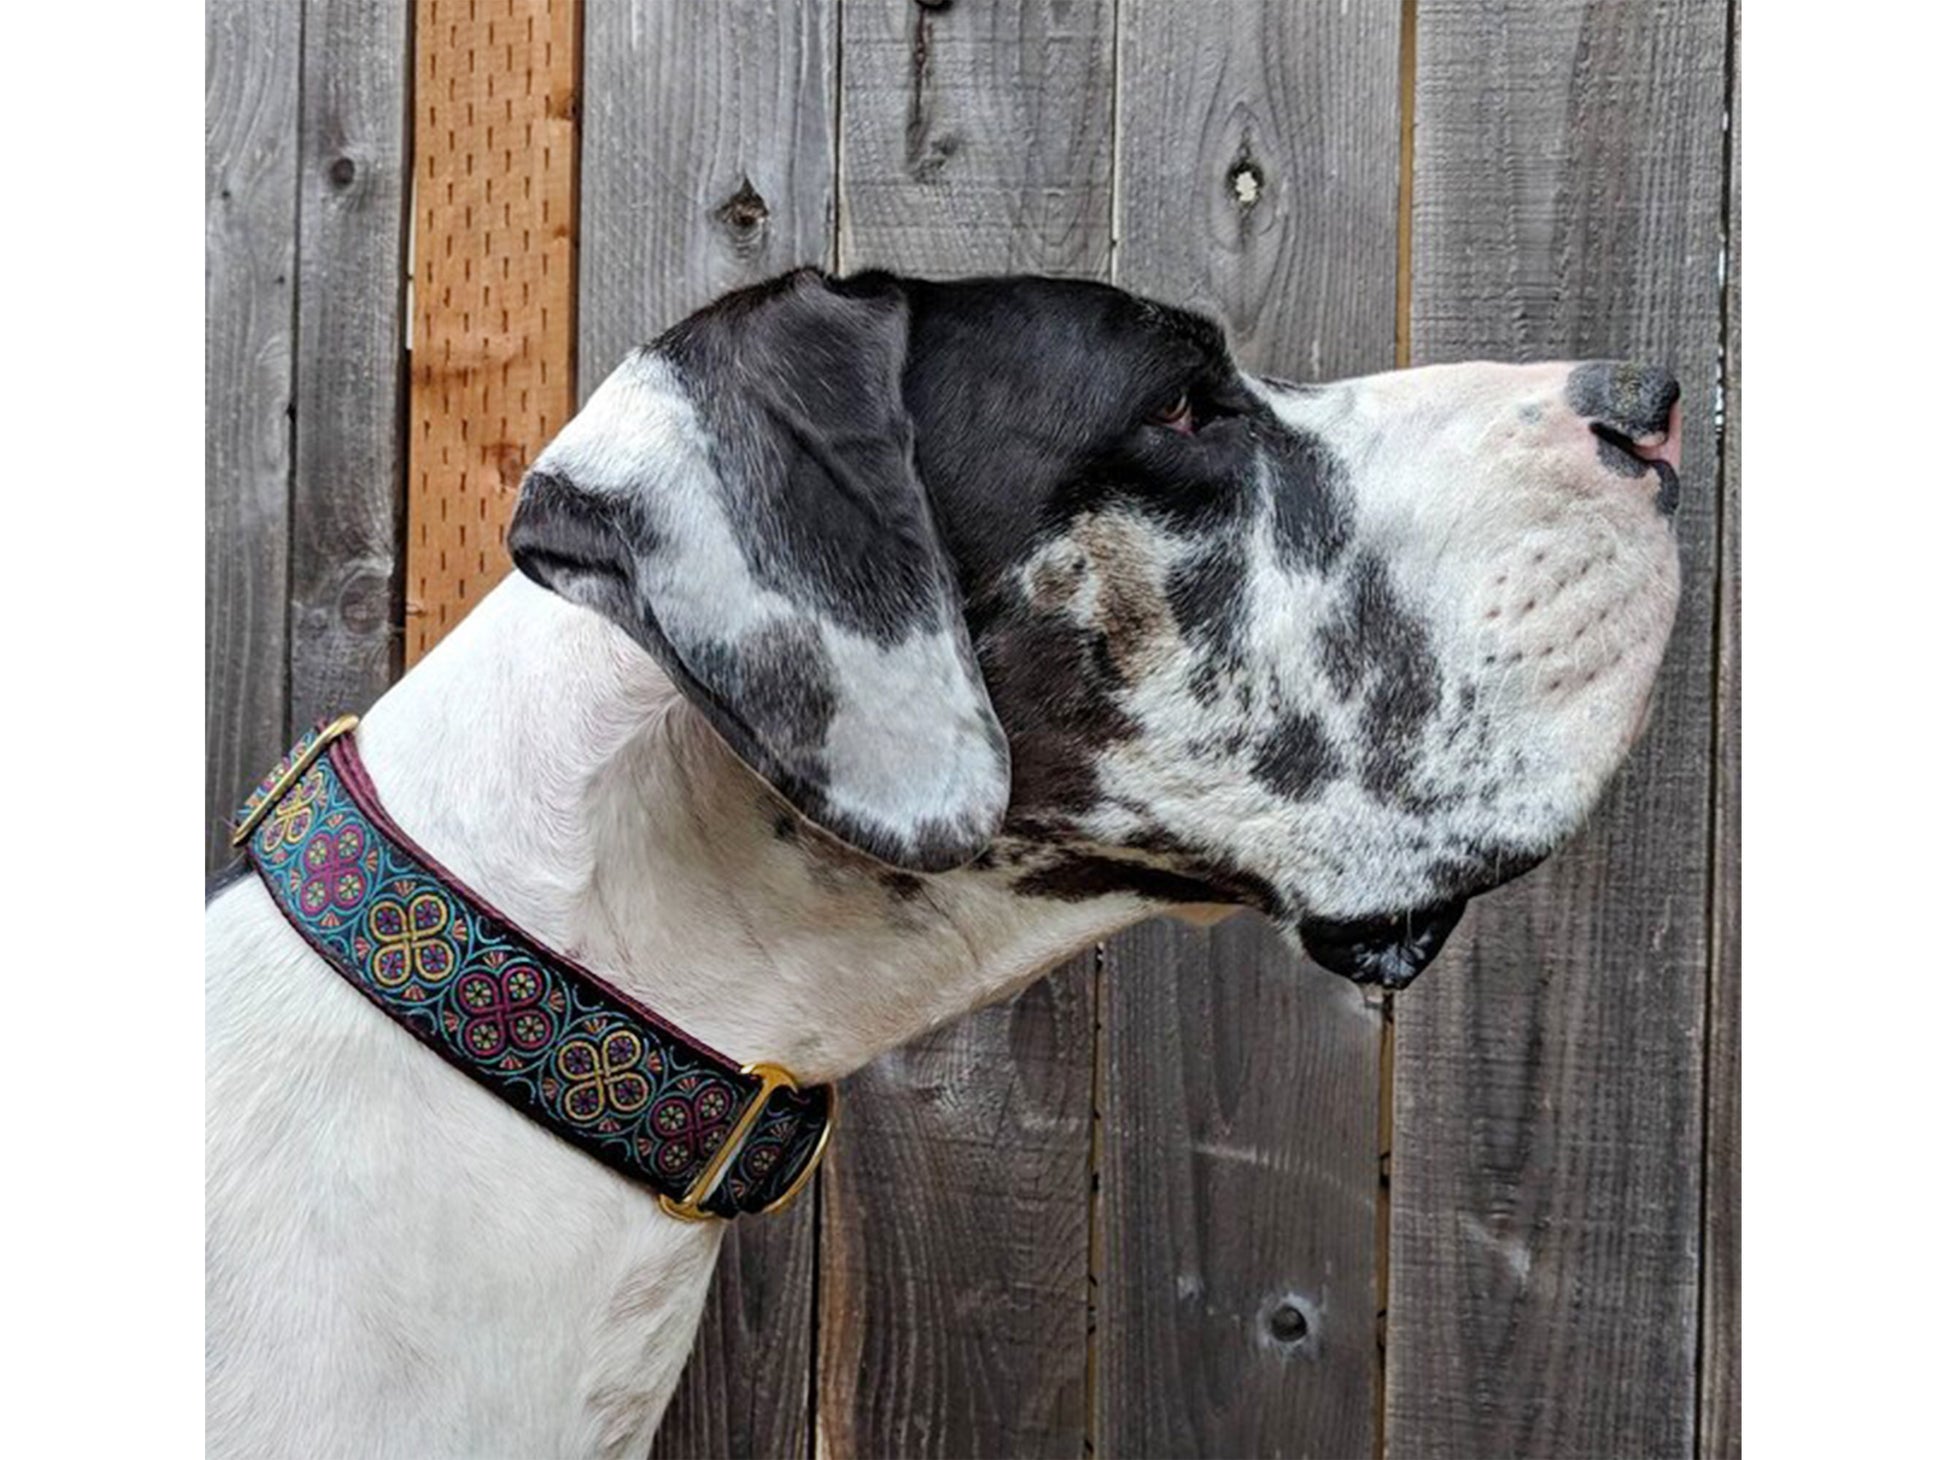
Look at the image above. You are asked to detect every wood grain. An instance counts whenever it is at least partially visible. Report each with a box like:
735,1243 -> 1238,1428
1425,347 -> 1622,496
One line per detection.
578,0 -> 837,394
1100,919 -> 1385,1459
1702,7 -> 1740,1453
651,1201 -> 819,1460
837,0 -> 1115,279
405,0 -> 578,663
574,6 -> 839,1455
1102,5 -> 1403,1454
819,965 -> 1097,1458
1387,3 -> 1732,1456
821,6 -> 1113,1454
206,0 -> 301,869
291,0 -> 411,729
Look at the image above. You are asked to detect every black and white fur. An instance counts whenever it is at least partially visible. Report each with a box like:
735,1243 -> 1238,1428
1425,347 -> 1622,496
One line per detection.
207,269 -> 1680,1456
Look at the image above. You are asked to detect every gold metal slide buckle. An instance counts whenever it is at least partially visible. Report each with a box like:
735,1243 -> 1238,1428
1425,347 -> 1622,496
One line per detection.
656,1061 -> 836,1222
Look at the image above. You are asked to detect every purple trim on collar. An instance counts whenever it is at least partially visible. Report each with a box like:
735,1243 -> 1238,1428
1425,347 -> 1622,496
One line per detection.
235,721 -> 833,1218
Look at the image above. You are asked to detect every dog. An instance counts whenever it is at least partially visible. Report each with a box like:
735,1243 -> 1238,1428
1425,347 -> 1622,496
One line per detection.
206,267 -> 1681,1457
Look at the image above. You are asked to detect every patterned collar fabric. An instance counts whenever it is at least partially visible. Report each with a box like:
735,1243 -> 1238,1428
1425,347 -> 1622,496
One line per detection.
235,722 -> 833,1219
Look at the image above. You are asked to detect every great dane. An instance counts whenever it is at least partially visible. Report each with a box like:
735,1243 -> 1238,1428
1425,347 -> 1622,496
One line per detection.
206,268 -> 1681,1457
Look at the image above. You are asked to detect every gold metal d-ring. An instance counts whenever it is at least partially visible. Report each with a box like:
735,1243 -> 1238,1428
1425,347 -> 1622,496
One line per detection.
657,1061 -> 830,1222
231,713 -> 361,847
753,1082 -> 837,1218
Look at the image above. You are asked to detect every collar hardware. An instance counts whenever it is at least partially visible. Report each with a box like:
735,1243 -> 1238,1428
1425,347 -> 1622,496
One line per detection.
233,719 -> 836,1220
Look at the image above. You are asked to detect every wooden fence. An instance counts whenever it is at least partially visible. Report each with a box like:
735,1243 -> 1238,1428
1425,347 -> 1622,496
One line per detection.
206,2 -> 1740,1455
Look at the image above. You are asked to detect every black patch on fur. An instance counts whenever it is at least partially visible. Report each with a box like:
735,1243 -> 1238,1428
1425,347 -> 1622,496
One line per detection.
1168,543 -> 1251,670
1424,842 -> 1546,901
976,602 -> 1134,827
1015,853 -> 1232,908
655,270 -> 945,645
1013,843 -> 1283,918
1262,428 -> 1352,571
1251,709 -> 1342,802
687,619 -> 839,760
1314,556 -> 1443,803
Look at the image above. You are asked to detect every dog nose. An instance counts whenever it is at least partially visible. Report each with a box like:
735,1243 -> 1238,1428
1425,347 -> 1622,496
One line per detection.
1567,361 -> 1681,513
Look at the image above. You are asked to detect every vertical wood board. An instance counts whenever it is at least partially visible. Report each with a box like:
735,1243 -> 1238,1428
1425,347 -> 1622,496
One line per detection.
291,0 -> 412,728
838,0 -> 1115,279
1702,7 -> 1740,1452
821,4 -> 1115,1455
819,967 -> 1098,1459
574,5 -> 840,1456
1388,3 -> 1731,1456
206,0 -> 302,869
578,0 -> 838,397
405,0 -> 578,662
1102,3 -> 1402,1454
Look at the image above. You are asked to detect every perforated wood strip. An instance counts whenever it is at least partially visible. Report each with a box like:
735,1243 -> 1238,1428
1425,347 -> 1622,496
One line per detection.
406,0 -> 578,663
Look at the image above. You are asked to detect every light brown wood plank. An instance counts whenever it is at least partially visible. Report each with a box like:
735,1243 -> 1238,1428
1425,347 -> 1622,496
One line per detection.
1387,3 -> 1731,1456
206,0 -> 301,868
1702,6 -> 1740,1453
1101,3 -> 1403,1454
820,5 -> 1115,1454
290,0 -> 411,728
573,5 -> 840,1455
405,0 -> 578,663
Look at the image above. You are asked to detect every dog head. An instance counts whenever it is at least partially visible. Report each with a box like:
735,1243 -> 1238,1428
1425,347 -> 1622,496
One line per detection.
510,269 -> 1681,989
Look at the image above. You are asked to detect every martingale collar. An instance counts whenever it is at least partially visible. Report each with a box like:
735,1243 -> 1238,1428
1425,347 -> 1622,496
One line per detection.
232,716 -> 835,1221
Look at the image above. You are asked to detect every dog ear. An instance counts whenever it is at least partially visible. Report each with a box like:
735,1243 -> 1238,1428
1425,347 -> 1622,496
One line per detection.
1296,897 -> 1469,990
507,268 -> 1010,873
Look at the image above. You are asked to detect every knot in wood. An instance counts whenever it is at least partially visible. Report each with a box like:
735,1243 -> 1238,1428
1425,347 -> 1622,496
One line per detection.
714,177 -> 771,235
1228,157 -> 1265,210
1266,1300 -> 1310,1345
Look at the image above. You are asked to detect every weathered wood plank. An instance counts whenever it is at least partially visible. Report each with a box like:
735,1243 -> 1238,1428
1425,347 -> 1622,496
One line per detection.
819,965 -> 1097,1458
575,5 -> 838,1455
290,0 -> 411,729
405,0 -> 578,663
821,5 -> 1114,1455
206,0 -> 301,869
837,0 -> 1115,279
578,0 -> 838,392
1101,4 -> 1402,1454
1100,920 -> 1384,1459
651,1201 -> 819,1460
1702,8 -> 1740,1453
1387,4 -> 1730,1456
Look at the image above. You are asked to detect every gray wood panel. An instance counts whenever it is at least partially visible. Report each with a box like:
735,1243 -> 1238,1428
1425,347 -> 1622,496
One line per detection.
290,0 -> 411,731
1100,920 -> 1384,1460
819,964 -> 1097,1458
837,0 -> 1115,279
1702,8 -> 1740,1453
576,7 -> 839,1456
207,0 -> 302,870
822,5 -> 1114,1455
579,0 -> 839,395
1388,3 -> 1731,1456
1099,4 -> 1402,1455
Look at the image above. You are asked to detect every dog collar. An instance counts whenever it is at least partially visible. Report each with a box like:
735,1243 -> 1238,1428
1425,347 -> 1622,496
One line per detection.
232,716 -> 835,1221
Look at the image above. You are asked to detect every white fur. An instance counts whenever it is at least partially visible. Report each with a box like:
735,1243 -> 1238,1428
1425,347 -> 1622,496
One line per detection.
206,575 -> 1144,1459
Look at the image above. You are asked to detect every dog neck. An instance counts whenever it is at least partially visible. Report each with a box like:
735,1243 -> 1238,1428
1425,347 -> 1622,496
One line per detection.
355,573 -> 1147,1084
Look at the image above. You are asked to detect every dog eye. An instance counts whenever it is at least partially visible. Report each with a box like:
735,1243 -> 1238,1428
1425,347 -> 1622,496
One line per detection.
1149,393 -> 1196,435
